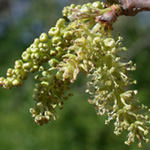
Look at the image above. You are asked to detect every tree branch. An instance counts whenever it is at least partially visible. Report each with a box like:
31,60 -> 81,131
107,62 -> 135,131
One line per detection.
119,0 -> 150,16
100,0 -> 150,26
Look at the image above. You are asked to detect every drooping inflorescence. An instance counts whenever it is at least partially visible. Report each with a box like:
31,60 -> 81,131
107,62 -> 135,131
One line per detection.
0,1 -> 149,147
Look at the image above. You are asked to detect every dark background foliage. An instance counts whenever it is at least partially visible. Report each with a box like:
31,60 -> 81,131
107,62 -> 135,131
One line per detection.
0,0 -> 150,149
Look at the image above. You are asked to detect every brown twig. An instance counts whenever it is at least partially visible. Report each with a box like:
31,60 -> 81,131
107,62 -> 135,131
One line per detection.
118,0 -> 150,16
101,0 -> 150,26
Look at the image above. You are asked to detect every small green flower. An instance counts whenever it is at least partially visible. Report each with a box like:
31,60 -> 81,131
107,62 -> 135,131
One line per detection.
39,33 -> 49,42
48,27 -> 60,37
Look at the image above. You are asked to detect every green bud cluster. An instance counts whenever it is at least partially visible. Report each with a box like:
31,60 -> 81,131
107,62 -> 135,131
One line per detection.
0,33 -> 51,89
30,68 -> 72,125
0,1 -> 149,147
62,1 -> 105,21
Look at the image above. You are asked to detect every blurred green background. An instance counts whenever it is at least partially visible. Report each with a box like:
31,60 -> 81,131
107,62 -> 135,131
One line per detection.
0,0 -> 150,150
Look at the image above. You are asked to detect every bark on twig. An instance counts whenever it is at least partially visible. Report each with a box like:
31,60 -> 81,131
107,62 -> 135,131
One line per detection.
107,0 -> 150,16
100,0 -> 150,26
119,0 -> 150,16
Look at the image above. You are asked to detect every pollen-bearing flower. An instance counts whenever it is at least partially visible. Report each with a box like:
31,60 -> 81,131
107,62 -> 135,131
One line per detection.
0,1 -> 149,147
86,35 -> 150,147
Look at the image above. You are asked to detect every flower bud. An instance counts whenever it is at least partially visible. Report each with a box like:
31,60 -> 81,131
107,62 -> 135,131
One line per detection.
48,27 -> 60,37
22,51 -> 31,61
56,18 -> 66,28
104,38 -> 116,48
12,79 -> 22,86
15,60 -> 23,69
39,33 -> 49,43
48,59 -> 59,67
52,36 -> 62,46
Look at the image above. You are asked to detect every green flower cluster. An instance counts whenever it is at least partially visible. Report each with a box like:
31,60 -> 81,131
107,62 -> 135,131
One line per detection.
0,33 -> 51,89
86,35 -> 150,147
30,69 -> 72,125
0,1 -> 149,147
